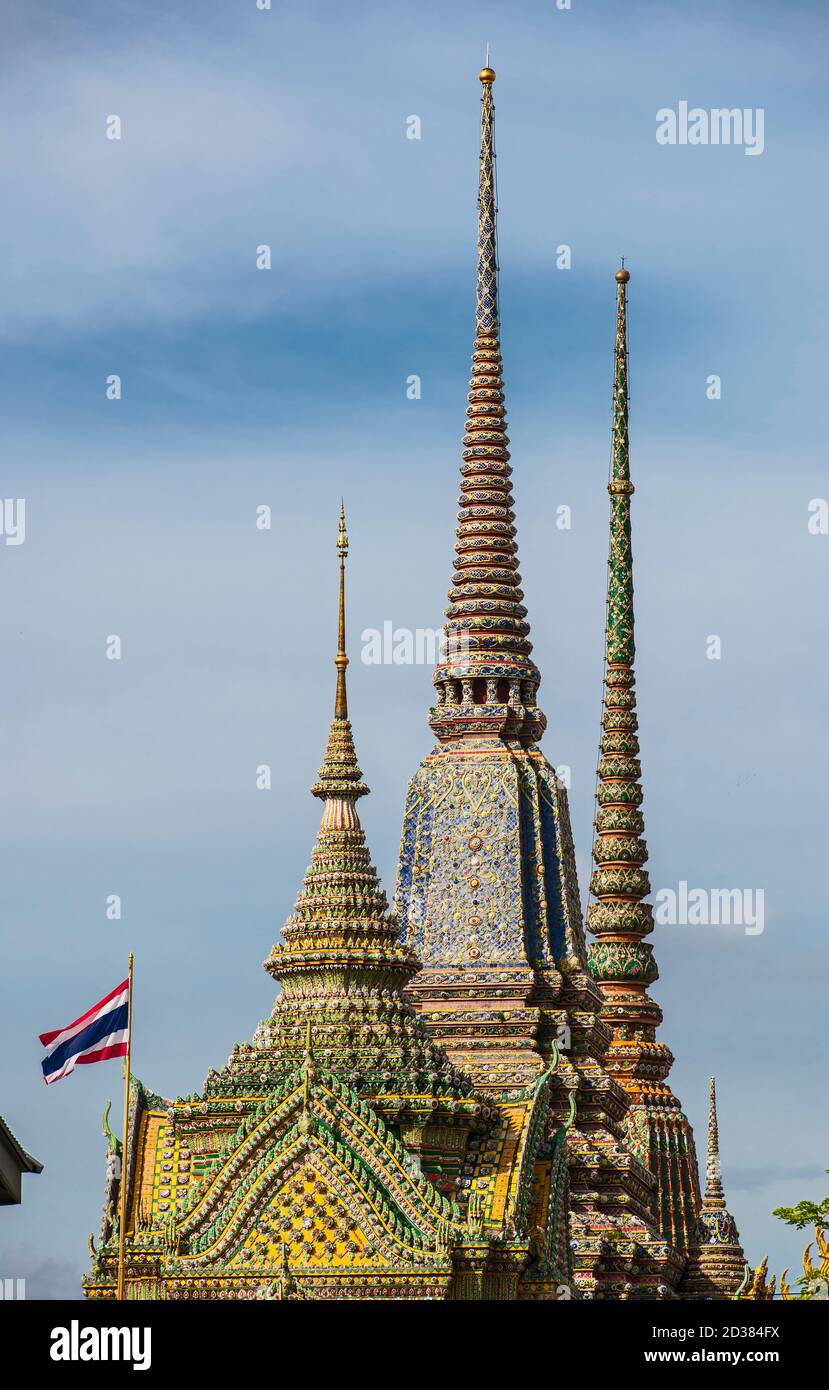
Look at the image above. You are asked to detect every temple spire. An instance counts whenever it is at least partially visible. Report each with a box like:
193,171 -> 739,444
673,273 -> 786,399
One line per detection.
587,267 -> 700,1250
311,503 -> 367,804
261,515 -> 419,1049
252,516 -> 478,1116
429,67 -> 544,744
397,68 -> 589,1098
680,1076 -> 748,1298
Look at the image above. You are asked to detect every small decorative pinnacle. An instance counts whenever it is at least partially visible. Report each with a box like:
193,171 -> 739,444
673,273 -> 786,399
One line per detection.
479,66 -> 496,85
680,1075 -> 747,1297
615,261 -> 630,284
705,1076 -> 725,1200
311,510 -> 368,801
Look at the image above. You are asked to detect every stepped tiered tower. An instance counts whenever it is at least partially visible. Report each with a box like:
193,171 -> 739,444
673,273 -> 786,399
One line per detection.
585,266 -> 701,1251
680,1079 -> 748,1297
82,64 -> 756,1303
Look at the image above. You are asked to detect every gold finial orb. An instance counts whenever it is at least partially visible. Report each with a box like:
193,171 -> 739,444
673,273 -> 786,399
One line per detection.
615,266 -> 630,283
479,67 -> 496,85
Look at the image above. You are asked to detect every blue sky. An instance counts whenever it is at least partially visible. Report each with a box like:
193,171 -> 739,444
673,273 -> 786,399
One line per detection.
1,0 -> 827,1295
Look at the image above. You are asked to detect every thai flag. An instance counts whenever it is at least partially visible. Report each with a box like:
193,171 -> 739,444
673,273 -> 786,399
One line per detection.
39,978 -> 129,1085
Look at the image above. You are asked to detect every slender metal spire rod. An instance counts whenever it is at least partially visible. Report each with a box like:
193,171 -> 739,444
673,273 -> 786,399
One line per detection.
311,504 -> 368,805
335,500 -> 349,719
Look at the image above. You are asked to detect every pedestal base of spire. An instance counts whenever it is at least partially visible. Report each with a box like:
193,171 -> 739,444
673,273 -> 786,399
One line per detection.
680,1196 -> 748,1299
405,964 -> 558,1091
680,1245 -> 749,1300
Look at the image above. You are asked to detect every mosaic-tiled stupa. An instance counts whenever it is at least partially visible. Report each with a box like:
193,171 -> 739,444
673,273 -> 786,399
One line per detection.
83,65 -> 755,1302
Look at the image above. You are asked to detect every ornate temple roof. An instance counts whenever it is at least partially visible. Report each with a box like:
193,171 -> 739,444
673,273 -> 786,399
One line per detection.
80,63 -> 757,1305
83,510 -> 505,1301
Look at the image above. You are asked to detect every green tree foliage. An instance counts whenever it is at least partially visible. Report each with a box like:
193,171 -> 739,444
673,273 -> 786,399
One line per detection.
773,1169 -> 829,1232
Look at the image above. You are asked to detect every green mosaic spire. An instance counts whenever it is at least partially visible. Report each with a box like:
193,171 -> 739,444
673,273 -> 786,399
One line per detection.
587,268 -> 701,1251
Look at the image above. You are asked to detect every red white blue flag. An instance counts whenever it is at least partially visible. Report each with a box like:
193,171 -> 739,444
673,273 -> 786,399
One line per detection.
39,978 -> 130,1085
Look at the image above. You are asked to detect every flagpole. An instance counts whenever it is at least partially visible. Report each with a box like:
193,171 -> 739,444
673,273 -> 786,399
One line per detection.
117,952 -> 133,1301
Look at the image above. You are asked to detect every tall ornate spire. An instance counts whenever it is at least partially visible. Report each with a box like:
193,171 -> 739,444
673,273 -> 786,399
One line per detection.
397,68 -> 591,1099
587,267 -> 701,1249
429,66 -> 544,744
681,1078 -> 748,1298
266,504 -> 416,1028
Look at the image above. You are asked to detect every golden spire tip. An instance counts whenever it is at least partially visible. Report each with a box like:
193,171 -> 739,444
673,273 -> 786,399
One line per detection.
616,259 -> 630,283
479,53 -> 496,85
